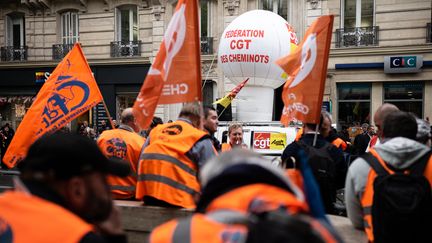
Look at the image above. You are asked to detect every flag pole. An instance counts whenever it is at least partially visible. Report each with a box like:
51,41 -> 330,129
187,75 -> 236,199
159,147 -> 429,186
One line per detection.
201,54 -> 217,91
312,123 -> 319,147
101,100 -> 116,129
217,105 -> 230,120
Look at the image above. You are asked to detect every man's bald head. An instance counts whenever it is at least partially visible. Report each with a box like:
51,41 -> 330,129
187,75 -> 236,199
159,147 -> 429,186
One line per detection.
374,103 -> 399,139
121,108 -> 140,132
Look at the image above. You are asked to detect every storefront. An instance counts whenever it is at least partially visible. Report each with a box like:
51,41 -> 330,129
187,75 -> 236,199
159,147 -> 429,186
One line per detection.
0,63 -> 150,131
331,55 -> 432,129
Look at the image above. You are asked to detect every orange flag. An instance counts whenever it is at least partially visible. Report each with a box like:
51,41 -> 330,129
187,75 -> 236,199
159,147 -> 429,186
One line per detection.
133,0 -> 201,129
277,15 -> 334,126
3,43 -> 103,168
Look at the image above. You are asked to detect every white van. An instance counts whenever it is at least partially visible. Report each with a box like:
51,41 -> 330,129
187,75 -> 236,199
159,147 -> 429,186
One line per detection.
215,121 -> 299,159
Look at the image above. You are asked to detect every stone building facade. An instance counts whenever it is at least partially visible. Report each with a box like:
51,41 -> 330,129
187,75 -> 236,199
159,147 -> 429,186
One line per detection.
0,0 -> 431,130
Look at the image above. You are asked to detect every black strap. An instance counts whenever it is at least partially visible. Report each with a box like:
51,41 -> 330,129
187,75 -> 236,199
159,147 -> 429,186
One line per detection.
362,153 -> 389,177
363,150 -> 431,176
410,150 -> 431,176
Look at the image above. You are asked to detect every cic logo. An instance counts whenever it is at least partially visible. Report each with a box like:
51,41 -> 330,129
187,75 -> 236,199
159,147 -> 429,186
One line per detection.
390,56 -> 416,68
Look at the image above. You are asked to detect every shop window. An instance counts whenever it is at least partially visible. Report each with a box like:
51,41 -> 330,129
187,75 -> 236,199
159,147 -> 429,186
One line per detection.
384,82 -> 423,118
259,0 -> 288,20
115,5 -> 138,42
337,83 -> 371,126
61,11 -> 79,44
116,93 -> 138,120
0,96 -> 35,130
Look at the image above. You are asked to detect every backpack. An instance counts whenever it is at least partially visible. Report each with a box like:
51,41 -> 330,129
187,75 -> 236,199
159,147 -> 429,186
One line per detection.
297,141 -> 336,213
362,152 -> 432,243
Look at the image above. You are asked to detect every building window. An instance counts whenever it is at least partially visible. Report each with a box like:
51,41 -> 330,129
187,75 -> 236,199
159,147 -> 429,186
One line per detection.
202,80 -> 215,106
200,0 -> 213,54
342,0 -> 373,28
384,82 -> 424,118
337,83 -> 371,126
61,11 -> 79,44
337,0 -> 377,47
115,5 -> 138,42
5,13 -> 25,47
259,0 -> 288,20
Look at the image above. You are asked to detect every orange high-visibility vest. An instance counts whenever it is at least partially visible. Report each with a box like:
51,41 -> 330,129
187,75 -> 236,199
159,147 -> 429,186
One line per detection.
150,213 -> 248,243
0,191 -> 93,243
360,149 -> 432,242
221,143 -> 231,152
204,184 -> 309,214
295,127 -> 304,141
150,184 -> 337,243
331,138 -> 347,151
97,127 -> 145,199
136,120 -> 208,208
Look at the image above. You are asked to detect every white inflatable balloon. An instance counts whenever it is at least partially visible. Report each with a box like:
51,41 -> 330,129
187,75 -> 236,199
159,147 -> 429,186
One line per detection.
218,10 -> 298,89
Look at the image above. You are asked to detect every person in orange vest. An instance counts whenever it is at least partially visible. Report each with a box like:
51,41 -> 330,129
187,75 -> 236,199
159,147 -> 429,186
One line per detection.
150,150 -> 343,243
97,108 -> 145,200
295,127 -> 304,141
221,123 -> 247,152
136,103 -> 217,209
326,128 -> 348,151
0,132 -> 129,243
345,111 -> 432,243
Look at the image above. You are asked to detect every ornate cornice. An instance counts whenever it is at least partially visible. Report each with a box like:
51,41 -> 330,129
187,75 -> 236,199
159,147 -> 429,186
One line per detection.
223,0 -> 239,16
330,44 -> 432,58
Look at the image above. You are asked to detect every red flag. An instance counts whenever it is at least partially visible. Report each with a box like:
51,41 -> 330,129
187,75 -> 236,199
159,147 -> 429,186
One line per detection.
133,0 -> 201,129
276,15 -> 334,125
213,78 -> 249,108
3,43 -> 104,168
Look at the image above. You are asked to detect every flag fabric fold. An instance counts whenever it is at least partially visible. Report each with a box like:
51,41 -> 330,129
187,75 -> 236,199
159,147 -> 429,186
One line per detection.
277,15 -> 334,126
133,0 -> 202,129
3,43 -> 103,168
213,78 -> 249,108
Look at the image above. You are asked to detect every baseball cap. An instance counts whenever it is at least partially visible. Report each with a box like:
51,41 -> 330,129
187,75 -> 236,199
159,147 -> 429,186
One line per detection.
18,132 -> 130,180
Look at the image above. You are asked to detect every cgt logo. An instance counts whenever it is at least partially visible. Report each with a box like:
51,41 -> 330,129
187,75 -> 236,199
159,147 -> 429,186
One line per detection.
41,75 -> 90,128
162,124 -> 183,135
106,138 -> 128,160
253,132 -> 270,149
390,56 -> 416,68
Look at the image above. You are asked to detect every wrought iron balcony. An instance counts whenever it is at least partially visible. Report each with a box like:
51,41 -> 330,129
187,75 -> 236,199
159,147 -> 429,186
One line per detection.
110,41 -> 142,57
335,26 -> 379,48
52,44 -> 74,60
0,46 -> 28,61
200,36 -> 214,55
427,23 -> 432,43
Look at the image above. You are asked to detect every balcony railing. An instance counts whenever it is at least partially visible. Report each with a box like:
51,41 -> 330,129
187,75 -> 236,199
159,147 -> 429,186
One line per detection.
110,41 -> 142,57
52,44 -> 74,60
335,26 -> 379,48
200,36 -> 214,55
1,46 -> 28,61
427,23 -> 432,43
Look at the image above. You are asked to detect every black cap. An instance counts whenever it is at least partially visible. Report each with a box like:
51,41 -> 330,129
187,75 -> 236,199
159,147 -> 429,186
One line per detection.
19,132 -> 130,180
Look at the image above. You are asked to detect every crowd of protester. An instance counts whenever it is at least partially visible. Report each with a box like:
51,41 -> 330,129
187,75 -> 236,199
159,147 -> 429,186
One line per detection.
1,101 -> 431,242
